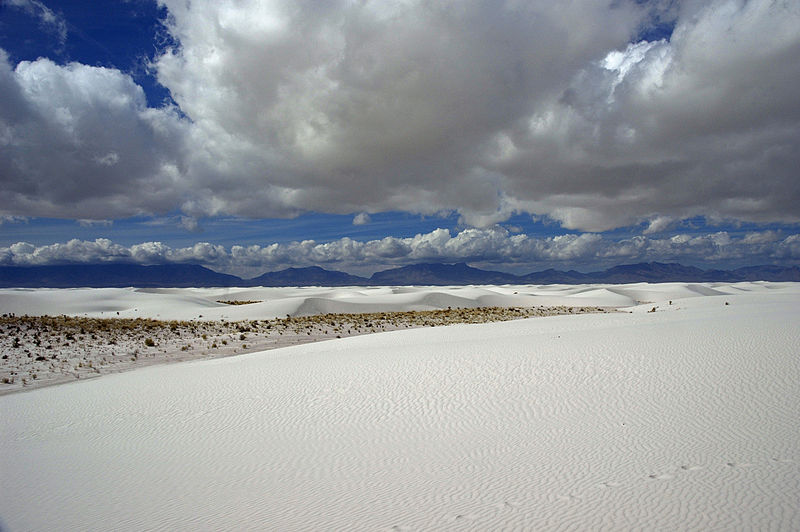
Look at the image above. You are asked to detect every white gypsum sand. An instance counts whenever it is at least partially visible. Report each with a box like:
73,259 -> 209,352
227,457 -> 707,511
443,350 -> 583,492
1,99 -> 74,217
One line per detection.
0,283 -> 617,394
1,282 -> 799,530
0,283 -> 638,321
0,306 -> 606,394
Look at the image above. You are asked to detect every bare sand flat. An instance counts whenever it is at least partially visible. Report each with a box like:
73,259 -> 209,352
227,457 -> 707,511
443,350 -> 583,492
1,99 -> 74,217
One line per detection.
1,282 -> 799,530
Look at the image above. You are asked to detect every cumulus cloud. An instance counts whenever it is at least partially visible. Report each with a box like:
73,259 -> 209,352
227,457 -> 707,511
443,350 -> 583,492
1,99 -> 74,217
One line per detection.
506,0 -> 800,230
2,228 -> 798,277
1,0 -> 799,231
2,238 -> 130,265
0,51 -> 192,219
643,216 -> 674,234
352,213 -> 370,226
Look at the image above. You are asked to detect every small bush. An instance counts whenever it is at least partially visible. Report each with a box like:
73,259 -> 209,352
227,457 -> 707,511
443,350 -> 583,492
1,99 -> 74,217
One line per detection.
144,338 -> 156,347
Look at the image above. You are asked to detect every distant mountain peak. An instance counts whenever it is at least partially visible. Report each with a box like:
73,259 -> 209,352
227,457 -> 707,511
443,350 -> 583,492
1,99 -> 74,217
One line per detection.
369,262 -> 518,285
248,266 -> 368,287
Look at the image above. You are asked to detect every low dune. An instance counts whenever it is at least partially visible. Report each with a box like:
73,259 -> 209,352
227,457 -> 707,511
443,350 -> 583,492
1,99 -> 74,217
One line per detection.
0,281 -> 745,321
1,282 -> 799,530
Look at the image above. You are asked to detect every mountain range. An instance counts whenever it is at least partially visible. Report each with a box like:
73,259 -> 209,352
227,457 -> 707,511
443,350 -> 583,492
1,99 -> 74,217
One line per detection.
1,262 -> 798,288
0,264 -> 242,288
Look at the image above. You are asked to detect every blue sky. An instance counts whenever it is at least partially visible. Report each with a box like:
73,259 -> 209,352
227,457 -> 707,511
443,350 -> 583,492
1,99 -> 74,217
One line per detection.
1,0 -> 798,277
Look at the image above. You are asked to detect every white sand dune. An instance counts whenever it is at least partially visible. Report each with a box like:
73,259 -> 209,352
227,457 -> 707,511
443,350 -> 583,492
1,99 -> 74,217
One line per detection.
1,283 -> 799,530
0,281 -> 778,321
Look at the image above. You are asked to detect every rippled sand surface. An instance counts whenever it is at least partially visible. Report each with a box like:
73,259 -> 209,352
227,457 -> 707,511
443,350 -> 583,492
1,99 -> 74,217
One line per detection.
1,282 -> 799,530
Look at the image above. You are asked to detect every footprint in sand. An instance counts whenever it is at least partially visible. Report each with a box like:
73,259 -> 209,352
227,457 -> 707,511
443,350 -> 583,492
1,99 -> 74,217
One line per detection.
449,513 -> 479,522
492,501 -> 519,510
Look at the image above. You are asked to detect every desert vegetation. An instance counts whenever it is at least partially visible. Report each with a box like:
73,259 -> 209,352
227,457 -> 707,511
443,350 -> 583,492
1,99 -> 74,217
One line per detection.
1,305 -> 610,393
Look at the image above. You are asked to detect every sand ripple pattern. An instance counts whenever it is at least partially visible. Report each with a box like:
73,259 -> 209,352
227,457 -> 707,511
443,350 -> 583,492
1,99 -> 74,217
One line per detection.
1,284 -> 799,530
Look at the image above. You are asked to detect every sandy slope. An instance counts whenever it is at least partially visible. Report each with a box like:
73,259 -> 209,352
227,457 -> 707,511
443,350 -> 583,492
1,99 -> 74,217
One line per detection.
1,283 -> 799,530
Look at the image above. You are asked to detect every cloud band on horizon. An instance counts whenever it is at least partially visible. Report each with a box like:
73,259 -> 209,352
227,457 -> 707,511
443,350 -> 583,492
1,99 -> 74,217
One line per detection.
2,228 -> 798,277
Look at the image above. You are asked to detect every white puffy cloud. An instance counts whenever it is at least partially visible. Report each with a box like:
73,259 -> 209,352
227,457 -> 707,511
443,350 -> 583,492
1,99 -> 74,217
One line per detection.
352,213 -> 370,226
3,238 -> 130,265
3,228 -> 798,277
503,0 -> 800,230
643,216 -> 674,235
741,230 -> 780,245
1,0 -> 799,231
150,0 -> 645,224
0,51 -> 193,218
